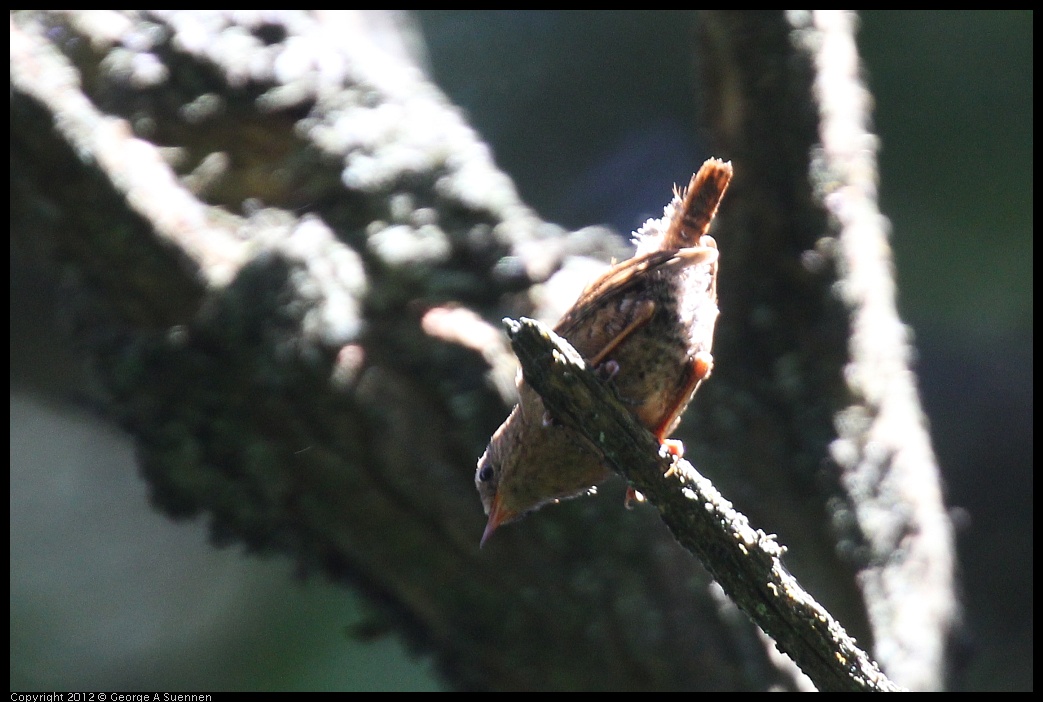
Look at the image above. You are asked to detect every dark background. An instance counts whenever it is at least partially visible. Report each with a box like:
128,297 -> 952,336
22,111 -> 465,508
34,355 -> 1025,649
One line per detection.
10,11 -> 1031,690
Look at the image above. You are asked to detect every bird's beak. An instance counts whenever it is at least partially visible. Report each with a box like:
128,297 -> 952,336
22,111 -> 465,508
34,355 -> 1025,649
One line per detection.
480,494 -> 515,548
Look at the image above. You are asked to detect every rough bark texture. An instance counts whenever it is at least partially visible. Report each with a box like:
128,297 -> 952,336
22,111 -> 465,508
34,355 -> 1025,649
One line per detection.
697,12 -> 957,690
10,10 -> 956,690
505,317 -> 902,692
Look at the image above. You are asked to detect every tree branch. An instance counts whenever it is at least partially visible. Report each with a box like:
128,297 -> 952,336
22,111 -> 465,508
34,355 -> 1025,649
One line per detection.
506,316 -> 902,692
698,12 -> 957,689
11,10 -> 956,691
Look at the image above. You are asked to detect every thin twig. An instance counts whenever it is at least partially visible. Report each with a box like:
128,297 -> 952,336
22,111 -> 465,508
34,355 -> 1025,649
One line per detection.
505,316 -> 904,693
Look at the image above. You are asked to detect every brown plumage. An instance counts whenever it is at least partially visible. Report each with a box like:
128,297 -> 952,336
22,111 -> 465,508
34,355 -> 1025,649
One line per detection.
476,159 -> 733,546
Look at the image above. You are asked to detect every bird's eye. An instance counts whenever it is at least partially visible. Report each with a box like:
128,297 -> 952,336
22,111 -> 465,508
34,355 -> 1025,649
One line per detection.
478,464 -> 494,482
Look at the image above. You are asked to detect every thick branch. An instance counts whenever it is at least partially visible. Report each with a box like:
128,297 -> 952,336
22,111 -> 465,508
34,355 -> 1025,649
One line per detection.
11,10 -> 955,691
11,11 -> 769,690
506,316 -> 902,692
698,12 -> 956,689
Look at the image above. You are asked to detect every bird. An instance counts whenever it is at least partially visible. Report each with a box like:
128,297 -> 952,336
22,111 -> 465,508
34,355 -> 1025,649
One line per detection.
476,158 -> 732,547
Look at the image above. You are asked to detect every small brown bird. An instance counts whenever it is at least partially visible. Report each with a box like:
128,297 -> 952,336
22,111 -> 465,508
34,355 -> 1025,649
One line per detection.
476,158 -> 733,546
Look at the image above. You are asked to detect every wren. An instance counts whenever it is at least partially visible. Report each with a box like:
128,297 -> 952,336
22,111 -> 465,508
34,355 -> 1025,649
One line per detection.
476,158 -> 733,546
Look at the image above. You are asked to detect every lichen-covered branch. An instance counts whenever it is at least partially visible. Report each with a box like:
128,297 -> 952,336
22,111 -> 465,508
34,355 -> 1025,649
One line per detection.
506,316 -> 903,692
10,9 -> 955,691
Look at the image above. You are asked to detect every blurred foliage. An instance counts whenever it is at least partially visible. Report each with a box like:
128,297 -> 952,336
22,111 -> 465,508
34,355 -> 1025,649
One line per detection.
860,10 -> 1032,338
